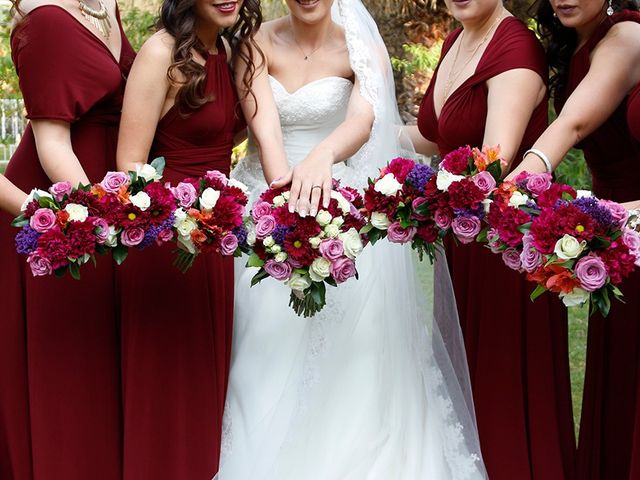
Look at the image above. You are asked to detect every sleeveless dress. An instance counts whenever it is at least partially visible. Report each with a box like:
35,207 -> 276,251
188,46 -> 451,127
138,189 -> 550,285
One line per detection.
219,75 -> 487,479
0,6 -> 135,479
117,37 -> 244,479
417,17 -> 576,480
561,11 -> 640,479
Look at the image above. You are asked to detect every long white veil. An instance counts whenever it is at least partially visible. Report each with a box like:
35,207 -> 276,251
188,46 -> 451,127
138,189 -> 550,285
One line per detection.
216,0 -> 487,478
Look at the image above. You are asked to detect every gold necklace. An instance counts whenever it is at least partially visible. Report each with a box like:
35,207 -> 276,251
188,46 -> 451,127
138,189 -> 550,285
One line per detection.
78,0 -> 111,39
442,13 -> 504,100
290,21 -> 334,61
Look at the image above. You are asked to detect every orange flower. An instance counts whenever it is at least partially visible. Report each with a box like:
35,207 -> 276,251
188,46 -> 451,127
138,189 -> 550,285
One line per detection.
116,185 -> 130,204
191,229 -> 207,245
56,210 -> 70,227
493,181 -> 517,208
473,144 -> 502,171
530,263 -> 580,294
91,184 -> 107,199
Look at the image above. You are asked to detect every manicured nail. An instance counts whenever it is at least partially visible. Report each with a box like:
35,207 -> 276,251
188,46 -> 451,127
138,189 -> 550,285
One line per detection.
310,208 -> 317,217
300,210 -> 307,218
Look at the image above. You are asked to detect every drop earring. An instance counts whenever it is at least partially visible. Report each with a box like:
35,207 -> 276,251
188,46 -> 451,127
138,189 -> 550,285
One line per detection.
607,0 -> 614,16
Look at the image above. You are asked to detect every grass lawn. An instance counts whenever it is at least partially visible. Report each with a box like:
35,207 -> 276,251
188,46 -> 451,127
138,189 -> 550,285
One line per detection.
569,305 -> 589,436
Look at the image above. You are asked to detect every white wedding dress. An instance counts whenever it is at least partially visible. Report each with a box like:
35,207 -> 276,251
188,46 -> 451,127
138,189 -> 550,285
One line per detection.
218,1 -> 487,478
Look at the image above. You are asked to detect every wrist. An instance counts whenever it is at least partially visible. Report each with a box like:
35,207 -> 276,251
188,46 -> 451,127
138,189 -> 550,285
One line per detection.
523,148 -> 553,174
314,145 -> 337,165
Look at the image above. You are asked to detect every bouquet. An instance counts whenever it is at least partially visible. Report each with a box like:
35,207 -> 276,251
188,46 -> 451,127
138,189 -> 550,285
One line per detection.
170,170 -> 250,272
245,180 -> 367,317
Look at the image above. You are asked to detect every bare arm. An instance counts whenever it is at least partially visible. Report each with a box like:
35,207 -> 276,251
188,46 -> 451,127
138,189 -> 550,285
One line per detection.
508,22 -> 640,178
403,125 -> 439,157
117,34 -> 172,173
0,174 -> 27,217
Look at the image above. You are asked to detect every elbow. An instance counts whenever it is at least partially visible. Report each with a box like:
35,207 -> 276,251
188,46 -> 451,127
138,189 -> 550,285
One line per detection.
556,114 -> 588,147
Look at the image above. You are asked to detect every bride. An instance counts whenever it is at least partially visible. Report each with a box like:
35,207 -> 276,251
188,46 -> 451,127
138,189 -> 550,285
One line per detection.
219,0 -> 487,478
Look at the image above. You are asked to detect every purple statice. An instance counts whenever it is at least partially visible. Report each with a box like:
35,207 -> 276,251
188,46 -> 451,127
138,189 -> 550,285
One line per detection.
572,197 -> 614,228
138,214 -> 175,249
271,225 -> 289,246
233,224 -> 248,247
15,225 -> 41,255
454,204 -> 486,220
405,163 -> 435,192
525,200 -> 540,212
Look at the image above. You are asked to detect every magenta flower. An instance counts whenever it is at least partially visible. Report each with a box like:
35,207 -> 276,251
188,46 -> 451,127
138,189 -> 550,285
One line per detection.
251,201 -> 273,222
27,251 -> 53,276
49,181 -> 73,202
411,197 -> 429,221
471,171 -> 496,195
387,221 -> 417,244
264,259 -> 293,281
502,248 -> 524,272
220,233 -> 239,256
319,238 -> 344,261
451,216 -> 481,244
92,217 -> 110,244
434,209 -> 452,230
525,173 -> 552,196
30,208 -> 57,233
100,171 -> 130,193
575,254 -> 608,292
158,229 -> 174,243
172,182 -> 198,209
120,226 -> 145,247
204,170 -> 228,186
255,215 -> 276,239
330,257 -> 357,284
600,200 -> 629,228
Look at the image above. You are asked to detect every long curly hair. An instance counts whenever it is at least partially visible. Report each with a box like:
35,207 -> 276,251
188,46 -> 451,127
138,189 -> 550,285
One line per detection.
535,0 -> 640,98
158,0 -> 264,115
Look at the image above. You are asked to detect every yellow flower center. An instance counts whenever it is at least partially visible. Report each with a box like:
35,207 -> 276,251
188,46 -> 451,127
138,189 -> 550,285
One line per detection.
294,240 -> 302,249
128,213 -> 137,221
575,224 -> 585,233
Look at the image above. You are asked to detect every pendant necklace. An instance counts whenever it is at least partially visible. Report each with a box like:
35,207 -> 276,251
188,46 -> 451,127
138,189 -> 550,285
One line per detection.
290,21 -> 334,61
78,0 -> 112,39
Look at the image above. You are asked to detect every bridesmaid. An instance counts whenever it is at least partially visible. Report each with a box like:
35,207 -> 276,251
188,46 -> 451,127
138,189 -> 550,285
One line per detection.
509,1 -> 640,478
0,174 -> 26,216
0,0 -> 135,478
115,0 -> 259,477
407,0 -> 576,478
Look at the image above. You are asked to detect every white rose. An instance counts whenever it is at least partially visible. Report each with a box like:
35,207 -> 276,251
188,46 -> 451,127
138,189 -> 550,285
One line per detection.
130,191 -> 151,211
105,226 -> 120,248
576,189 -> 595,199
136,163 -> 162,182
309,236 -> 322,249
282,191 -> 291,201
339,228 -> 364,259
228,178 -> 249,194
508,191 -> 530,208
176,216 -> 198,237
554,234 -> 586,260
21,188 -> 52,211
199,187 -> 220,210
64,203 -> 89,222
309,257 -> 331,282
374,173 -> 402,197
324,224 -> 340,238
332,216 -> 345,227
247,230 -> 257,247
273,195 -> 286,207
560,288 -> 590,307
263,236 -> 275,248
287,273 -> 312,293
482,198 -> 493,214
275,251 -> 288,263
316,210 -> 332,226
330,190 -> 351,214
436,169 -> 464,192
271,244 -> 282,254
178,235 -> 196,254
370,212 -> 391,230
173,207 -> 187,224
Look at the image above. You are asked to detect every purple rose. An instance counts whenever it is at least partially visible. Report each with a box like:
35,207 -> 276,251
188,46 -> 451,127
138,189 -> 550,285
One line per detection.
288,257 -> 304,269
251,201 -> 273,222
255,215 -> 276,239
319,238 -> 344,261
520,245 -> 542,273
387,221 -> 417,244
27,251 -> 52,276
575,254 -> 608,292
330,256 -> 357,284
623,228 -> 640,266
411,197 -> 429,221
434,209 -> 452,230
471,171 -> 496,195
264,259 -> 293,281
600,200 -> 629,227
204,170 -> 228,186
172,182 -> 198,209
92,217 -> 110,244
220,233 -> 239,256
157,229 -> 174,243
525,173 -> 552,196
120,226 -> 145,247
451,216 -> 481,244
100,171 -> 130,193
502,248 -> 524,272
49,181 -> 73,202
30,208 -> 57,233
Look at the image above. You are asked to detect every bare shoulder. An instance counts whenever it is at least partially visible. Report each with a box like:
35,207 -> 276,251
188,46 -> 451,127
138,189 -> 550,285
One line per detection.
600,20 -> 640,54
137,30 -> 174,65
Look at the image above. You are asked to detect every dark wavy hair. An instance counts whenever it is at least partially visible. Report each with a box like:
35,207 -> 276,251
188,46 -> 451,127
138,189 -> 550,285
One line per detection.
158,0 -> 264,115
535,0 -> 640,98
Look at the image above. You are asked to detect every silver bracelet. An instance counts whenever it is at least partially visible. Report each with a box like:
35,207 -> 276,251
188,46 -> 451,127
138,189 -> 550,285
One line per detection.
523,148 -> 553,174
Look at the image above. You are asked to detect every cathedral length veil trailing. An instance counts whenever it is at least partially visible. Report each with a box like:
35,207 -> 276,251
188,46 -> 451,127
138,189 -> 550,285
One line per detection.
217,0 -> 488,477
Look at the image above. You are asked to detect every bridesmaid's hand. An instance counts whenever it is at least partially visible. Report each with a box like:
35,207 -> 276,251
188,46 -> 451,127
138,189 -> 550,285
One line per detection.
271,147 -> 334,217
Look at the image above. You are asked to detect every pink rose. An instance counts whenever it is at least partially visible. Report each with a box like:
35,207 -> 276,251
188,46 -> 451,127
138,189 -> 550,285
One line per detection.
520,246 -> 543,273
255,215 -> 276,239
264,259 -> 293,281
92,217 -> 110,244
502,248 -> 524,272
330,257 -> 357,284
157,229 -> 174,243
622,228 -> 640,266
525,173 -> 553,196
600,200 -> 629,228
172,182 -> 198,209
27,251 -> 53,276
434,209 -> 452,230
471,171 -> 496,195
575,254 -> 608,292
49,181 -> 73,202
100,171 -> 130,193
204,170 -> 228,186
120,226 -> 145,247
387,221 -> 417,244
487,227 -> 502,254
30,208 -> 57,233
319,238 -> 344,261
251,201 -> 273,222
411,197 -> 429,221
451,216 -> 481,244
220,233 -> 239,255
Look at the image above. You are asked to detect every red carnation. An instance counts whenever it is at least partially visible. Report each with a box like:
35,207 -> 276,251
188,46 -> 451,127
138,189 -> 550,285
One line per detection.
447,178 -> 485,210
273,206 -> 297,227
600,240 -> 636,284
387,157 -> 416,183
440,146 -> 472,175
260,186 -> 288,204
37,227 -> 70,270
66,220 -> 97,259
417,223 -> 438,243
487,203 -> 532,247
223,186 -> 249,206
144,182 -> 176,226
537,183 -> 577,209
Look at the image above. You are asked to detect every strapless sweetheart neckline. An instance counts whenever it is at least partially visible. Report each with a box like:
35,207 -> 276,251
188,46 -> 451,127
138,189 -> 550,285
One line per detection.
268,74 -> 352,96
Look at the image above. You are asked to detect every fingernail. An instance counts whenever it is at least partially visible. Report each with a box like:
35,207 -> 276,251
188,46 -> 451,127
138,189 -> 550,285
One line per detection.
310,209 -> 317,216
289,205 -> 295,213
300,210 -> 307,218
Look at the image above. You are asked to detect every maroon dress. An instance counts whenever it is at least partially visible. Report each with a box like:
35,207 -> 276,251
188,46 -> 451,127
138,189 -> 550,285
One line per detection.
562,11 -> 640,479
117,38 -> 243,479
417,17 -> 575,480
0,6 -> 135,480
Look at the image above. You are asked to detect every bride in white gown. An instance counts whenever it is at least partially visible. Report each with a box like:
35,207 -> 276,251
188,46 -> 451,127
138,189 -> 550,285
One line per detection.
218,0 -> 488,478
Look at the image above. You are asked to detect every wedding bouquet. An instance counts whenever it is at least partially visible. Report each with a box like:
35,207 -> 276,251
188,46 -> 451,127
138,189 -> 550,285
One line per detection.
485,172 -> 640,316
245,180 -> 367,317
171,170 -> 250,272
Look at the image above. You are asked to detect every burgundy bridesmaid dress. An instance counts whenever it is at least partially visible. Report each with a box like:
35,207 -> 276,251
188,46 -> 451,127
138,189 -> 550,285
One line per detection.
562,11 -> 640,479
0,6 -> 135,480
117,37 -> 244,479
417,17 -> 576,480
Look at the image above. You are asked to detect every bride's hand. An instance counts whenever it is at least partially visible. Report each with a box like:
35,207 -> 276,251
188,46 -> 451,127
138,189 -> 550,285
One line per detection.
270,146 -> 334,217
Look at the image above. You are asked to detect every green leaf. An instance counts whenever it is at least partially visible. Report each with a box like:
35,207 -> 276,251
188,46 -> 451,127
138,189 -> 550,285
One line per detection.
590,236 -> 611,249
476,229 -> 488,243
11,216 -> 29,228
247,252 -> 265,268
530,284 -> 547,301
250,269 -> 270,286
366,228 -> 385,245
325,277 -> 337,288
112,244 -> 129,265
517,222 -> 532,234
486,160 -> 503,182
150,156 -> 166,177
68,262 -> 81,281
359,224 -> 374,235
310,282 -> 326,306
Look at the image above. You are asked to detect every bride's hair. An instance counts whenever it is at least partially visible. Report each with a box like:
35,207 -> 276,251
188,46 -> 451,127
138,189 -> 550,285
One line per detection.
158,0 -> 264,116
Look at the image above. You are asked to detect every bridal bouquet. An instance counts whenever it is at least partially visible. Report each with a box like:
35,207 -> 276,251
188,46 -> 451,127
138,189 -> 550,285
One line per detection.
171,170 -> 250,272
485,172 -> 640,316
245,180 -> 367,317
